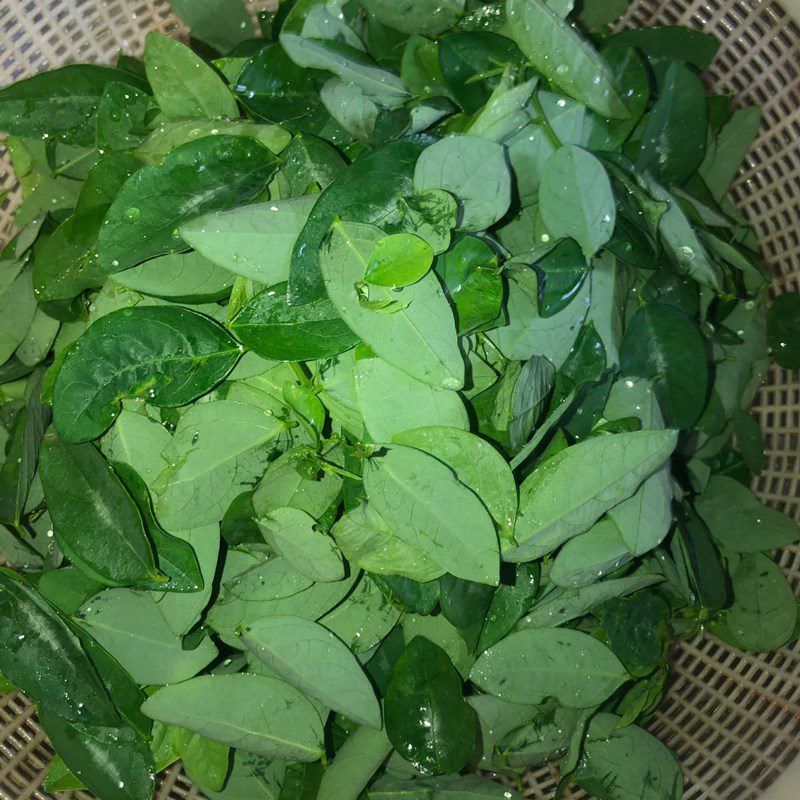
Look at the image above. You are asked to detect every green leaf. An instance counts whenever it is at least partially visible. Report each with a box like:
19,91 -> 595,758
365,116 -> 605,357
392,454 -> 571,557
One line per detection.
315,724 -> 392,800
53,306 -> 240,443
573,714 -> 682,800
637,175 -> 724,293
508,430 -> 677,561
101,409 -> 171,490
620,303 -> 708,429
280,133 -> 347,194
0,64 -> 148,146
172,728 -> 230,793
181,195 -> 317,283
77,589 -> 218,684
362,0 -> 465,35
99,135 -> 276,272
39,435 -> 160,586
539,145 -> 616,257
168,0 -> 254,53
732,410 -> 764,475
520,573 -> 665,629
331,501 -> 442,582
413,135 -> 511,232
696,475 -> 800,553
320,574 -> 402,655
598,590 -> 670,677
438,31 -> 525,115
95,83 -> 152,153
0,569 -> 120,726
257,506 -> 345,582
240,615 -> 381,728
135,119 -> 290,166
385,636 -> 476,775
767,292 -> 800,369
230,281 -> 359,361
113,251 -> 235,301
606,25 -> 719,70
550,517 -> 632,588
111,461 -> 205,593
144,32 -> 239,119
637,61 -> 707,186
674,505 -> 728,612
154,400 -> 289,530
699,106 -> 761,200
477,564 -> 539,650
39,710 -> 156,800
436,235 -> 503,334
399,189 -> 458,255
0,264 -> 37,364
0,369 -> 50,526
604,377 -> 673,556
355,352 -> 469,442
364,444 -> 500,585
470,627 -> 628,708
142,673 -> 325,760
391,425 -> 517,537
498,699 -> 582,770
203,751 -> 285,800
506,0 -> 628,118
364,233 -> 434,287
320,220 -> 464,390
711,552 -> 798,652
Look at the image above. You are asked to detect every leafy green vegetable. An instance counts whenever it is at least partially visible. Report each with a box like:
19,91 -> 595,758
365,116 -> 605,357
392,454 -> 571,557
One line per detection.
0,7 -> 795,800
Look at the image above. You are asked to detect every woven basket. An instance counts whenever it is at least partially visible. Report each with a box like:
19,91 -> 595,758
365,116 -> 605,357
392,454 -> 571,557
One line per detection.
1,1 -> 799,799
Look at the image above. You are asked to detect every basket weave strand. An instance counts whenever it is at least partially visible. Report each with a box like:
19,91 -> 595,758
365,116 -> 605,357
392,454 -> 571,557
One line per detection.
1,1 -> 799,799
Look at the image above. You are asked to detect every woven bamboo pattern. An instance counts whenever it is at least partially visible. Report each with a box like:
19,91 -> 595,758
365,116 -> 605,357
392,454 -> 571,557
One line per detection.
1,1 -> 799,799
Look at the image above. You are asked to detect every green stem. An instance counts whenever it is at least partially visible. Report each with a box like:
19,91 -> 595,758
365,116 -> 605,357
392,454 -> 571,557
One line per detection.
529,93 -> 562,151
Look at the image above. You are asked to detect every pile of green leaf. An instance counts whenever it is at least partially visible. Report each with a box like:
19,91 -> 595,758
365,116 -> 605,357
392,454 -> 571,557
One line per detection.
1,0 -> 799,799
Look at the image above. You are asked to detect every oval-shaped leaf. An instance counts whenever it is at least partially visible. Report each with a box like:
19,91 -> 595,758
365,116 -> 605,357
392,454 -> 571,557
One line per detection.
365,444 -> 500,585
413,135 -> 511,232
620,303 -> 708,429
257,506 -> 345,583
142,673 -> 325,761
508,429 -> 678,561
364,233 -> 434,287
385,637 -> 476,775
181,195 -> 318,283
539,145 -> 615,257
470,627 -> 628,708
240,615 -> 381,728
99,135 -> 276,272
144,31 -> 239,120
391,425 -> 517,537
230,281 -> 359,361
154,400 -> 289,530
39,435 -> 159,585
53,306 -> 240,443
506,0 -> 628,118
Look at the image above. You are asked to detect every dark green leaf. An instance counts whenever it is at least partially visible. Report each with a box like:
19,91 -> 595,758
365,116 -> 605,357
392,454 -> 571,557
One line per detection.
0,568 -> 120,726
637,61 -> 707,186
168,0 -> 254,53
385,636 -> 476,775
230,281 -> 359,360
53,306 -> 240,443
767,292 -> 800,369
98,135 -> 276,272
39,434 -> 160,586
620,303 -> 708,429
0,64 -> 148,146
